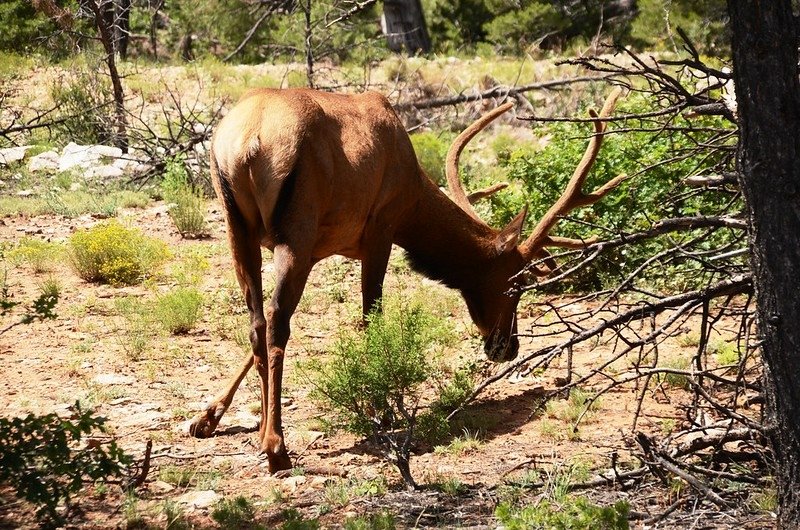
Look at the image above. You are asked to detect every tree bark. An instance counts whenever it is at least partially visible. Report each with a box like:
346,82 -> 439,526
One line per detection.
728,1 -> 800,526
381,0 -> 430,53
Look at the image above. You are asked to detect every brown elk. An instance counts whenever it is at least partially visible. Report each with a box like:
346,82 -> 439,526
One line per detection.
189,87 -> 625,472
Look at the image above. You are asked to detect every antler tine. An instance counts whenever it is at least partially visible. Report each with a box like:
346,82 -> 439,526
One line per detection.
467,182 -> 509,204
445,102 -> 515,223
520,88 -> 626,261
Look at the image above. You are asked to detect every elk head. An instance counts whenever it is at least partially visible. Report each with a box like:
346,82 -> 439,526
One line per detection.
446,89 -> 627,362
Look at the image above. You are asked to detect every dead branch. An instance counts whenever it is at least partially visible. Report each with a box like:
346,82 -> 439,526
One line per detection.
394,76 -> 613,111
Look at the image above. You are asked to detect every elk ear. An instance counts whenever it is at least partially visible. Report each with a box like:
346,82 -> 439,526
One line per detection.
494,206 -> 528,254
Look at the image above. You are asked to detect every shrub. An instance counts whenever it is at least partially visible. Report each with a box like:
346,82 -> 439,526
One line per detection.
154,286 -> 204,335
495,497 -> 630,530
50,69 -> 116,146
212,496 -> 258,528
69,220 -> 169,286
0,403 -> 131,527
305,298 -> 452,488
6,238 -> 64,273
162,158 -> 209,238
410,131 -> 454,186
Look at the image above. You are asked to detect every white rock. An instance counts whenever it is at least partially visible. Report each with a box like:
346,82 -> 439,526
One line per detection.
85,165 -> 124,180
176,490 -> 220,509
59,143 -> 123,172
0,146 -> 33,166
28,150 -> 60,172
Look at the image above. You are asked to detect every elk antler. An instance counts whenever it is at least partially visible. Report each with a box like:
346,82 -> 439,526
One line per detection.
446,102 -> 515,222
519,88 -> 627,262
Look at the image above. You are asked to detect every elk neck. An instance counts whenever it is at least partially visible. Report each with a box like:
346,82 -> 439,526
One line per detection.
395,178 -> 502,292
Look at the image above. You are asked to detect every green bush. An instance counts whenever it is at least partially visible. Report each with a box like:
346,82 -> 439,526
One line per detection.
69,220 -> 169,286
495,497 -> 630,530
154,286 -> 204,334
50,69 -> 116,146
6,238 -> 64,274
0,403 -> 130,527
484,93 -> 735,291
212,495 -> 258,528
162,158 -> 209,238
410,131 -> 454,185
306,297 -> 452,488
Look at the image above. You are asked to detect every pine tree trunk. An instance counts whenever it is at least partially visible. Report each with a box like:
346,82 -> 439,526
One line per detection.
728,1 -> 800,526
381,0 -> 430,54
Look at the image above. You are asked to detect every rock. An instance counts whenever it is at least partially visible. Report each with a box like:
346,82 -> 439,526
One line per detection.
0,146 -> 33,166
309,476 -> 332,489
150,480 -> 175,493
59,143 -> 123,173
28,150 -> 60,172
85,165 -> 124,180
282,475 -> 307,491
176,490 -> 220,509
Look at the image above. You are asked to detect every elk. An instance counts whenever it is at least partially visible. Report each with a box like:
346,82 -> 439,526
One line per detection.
189,87 -> 626,472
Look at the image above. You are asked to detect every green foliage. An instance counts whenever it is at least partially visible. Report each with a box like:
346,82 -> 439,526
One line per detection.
162,158 -> 209,238
495,497 -> 630,530
630,0 -> 729,53
305,296 -> 453,486
6,238 -> 64,273
69,220 -> 169,286
410,131 -> 453,185
0,2 -> 62,57
487,93 -> 735,291
281,508 -> 320,530
212,495 -> 259,528
1,274 -> 59,332
483,2 -> 567,53
154,286 -> 204,335
0,403 -> 131,527
50,69 -> 116,146
343,510 -> 396,530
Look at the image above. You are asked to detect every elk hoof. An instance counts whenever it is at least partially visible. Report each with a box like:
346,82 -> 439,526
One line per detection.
267,450 -> 293,474
188,404 -> 225,438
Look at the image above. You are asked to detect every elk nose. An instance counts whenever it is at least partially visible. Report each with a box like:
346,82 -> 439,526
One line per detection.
485,334 -> 519,362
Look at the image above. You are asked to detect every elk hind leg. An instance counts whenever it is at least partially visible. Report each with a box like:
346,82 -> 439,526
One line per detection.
189,218 -> 265,438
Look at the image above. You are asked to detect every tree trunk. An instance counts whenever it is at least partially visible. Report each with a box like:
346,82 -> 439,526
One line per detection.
114,0 -> 131,60
381,0 -> 430,54
728,1 -> 800,526
89,0 -> 128,152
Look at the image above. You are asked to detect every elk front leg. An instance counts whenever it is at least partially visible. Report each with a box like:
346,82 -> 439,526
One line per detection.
258,243 -> 312,473
360,241 -> 392,321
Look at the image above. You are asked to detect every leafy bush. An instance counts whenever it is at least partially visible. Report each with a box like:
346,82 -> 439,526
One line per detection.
50,69 -> 116,146
495,497 -> 630,530
162,158 -> 209,238
410,131 -> 454,185
479,93 -> 735,291
212,495 -> 258,528
306,297 -> 452,488
154,286 -> 204,334
0,403 -> 131,527
69,220 -> 169,286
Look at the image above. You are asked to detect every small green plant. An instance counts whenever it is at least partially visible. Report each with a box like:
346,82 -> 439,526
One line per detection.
163,499 -> 191,530
343,510 -> 396,530
162,157 -> 209,238
659,355 -> 692,389
0,403 -> 131,527
305,297 -> 452,489
212,495 -> 259,528
50,69 -> 116,145
433,429 -> 483,455
69,220 -> 169,286
711,341 -> 741,366
431,474 -> 467,496
6,238 -> 64,273
158,464 -> 221,489
545,387 -> 602,426
281,508 -> 320,530
154,286 -> 204,334
114,296 -> 154,361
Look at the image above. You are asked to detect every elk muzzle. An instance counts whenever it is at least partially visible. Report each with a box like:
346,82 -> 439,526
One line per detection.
484,332 -> 519,362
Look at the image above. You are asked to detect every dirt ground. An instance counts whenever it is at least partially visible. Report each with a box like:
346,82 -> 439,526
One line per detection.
0,202 -> 772,529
